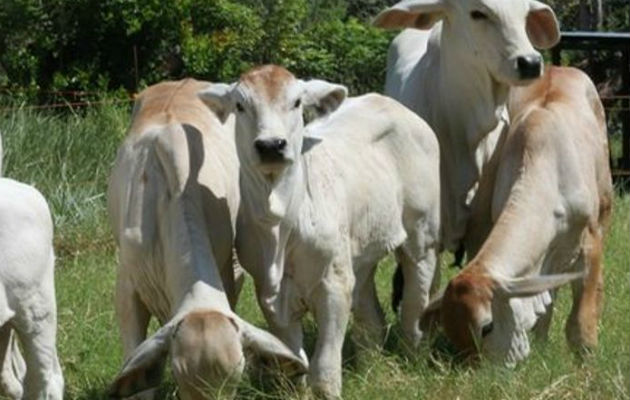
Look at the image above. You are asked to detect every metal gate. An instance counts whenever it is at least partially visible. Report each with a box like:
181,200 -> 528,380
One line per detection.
550,31 -> 630,185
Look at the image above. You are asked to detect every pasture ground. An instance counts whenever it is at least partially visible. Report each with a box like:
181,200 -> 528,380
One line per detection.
1,104 -> 628,399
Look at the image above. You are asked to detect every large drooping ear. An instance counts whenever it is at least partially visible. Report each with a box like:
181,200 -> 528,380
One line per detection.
109,323 -> 174,398
420,289 -> 445,330
197,83 -> 236,123
240,320 -> 308,377
527,1 -> 560,49
301,79 -> 348,117
494,272 -> 583,298
373,0 -> 446,30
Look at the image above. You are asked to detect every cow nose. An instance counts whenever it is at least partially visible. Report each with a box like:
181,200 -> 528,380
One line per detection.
254,137 -> 287,162
516,54 -> 542,80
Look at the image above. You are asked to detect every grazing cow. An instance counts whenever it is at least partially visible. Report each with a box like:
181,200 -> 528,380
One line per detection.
0,178 -> 63,399
421,67 -> 613,365
107,79 -> 306,399
199,65 -> 440,398
373,0 -> 560,253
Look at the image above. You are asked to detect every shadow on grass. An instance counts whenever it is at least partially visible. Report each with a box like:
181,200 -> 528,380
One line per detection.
70,381 -> 177,400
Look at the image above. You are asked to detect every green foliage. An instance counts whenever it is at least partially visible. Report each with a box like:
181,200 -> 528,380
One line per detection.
0,0 -> 394,96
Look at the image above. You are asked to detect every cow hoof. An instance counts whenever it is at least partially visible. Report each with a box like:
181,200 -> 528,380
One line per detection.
308,375 -> 341,399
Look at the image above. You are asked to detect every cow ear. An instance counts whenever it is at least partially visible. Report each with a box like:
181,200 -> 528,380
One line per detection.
302,135 -> 323,154
495,272 -> 583,298
420,289 -> 444,330
373,0 -> 446,30
527,1 -> 560,49
240,320 -> 308,377
301,79 -> 348,117
109,323 -> 174,398
198,83 -> 236,123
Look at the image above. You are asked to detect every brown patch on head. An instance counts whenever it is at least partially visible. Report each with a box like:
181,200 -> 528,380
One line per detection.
171,311 -> 244,397
441,273 -> 495,357
240,65 -> 296,102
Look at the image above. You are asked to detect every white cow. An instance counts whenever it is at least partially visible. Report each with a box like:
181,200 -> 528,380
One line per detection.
0,178 -> 63,399
107,79 -> 307,399
421,67 -> 613,365
373,0 -> 560,252
199,65 -> 440,398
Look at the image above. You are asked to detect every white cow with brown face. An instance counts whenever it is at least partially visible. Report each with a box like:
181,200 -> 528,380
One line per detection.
199,65 -> 440,398
374,0 -> 560,252
421,67 -> 613,365
107,79 -> 307,399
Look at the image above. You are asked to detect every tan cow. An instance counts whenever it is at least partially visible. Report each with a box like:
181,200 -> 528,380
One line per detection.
107,79 -> 306,399
422,66 -> 613,365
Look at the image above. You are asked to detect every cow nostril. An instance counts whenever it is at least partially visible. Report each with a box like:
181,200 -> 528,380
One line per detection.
481,321 -> 494,338
275,138 -> 287,150
516,55 -> 542,79
254,137 -> 287,162
254,139 -> 267,153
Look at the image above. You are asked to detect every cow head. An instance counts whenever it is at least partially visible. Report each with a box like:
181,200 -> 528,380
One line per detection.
198,65 -> 347,182
422,270 -> 581,362
109,310 -> 307,399
374,0 -> 560,85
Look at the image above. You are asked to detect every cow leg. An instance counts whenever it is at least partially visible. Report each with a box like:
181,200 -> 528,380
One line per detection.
232,261 -> 246,307
308,261 -> 353,399
532,290 -> 556,341
352,263 -> 385,350
395,236 -> 439,349
16,321 -> 63,400
0,326 -> 25,399
115,264 -> 151,360
255,315 -> 306,393
565,228 -> 604,354
115,266 -> 157,400
14,274 -> 63,400
220,254 -> 244,310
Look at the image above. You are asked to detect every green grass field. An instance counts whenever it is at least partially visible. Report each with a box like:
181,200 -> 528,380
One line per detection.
1,103 -> 628,399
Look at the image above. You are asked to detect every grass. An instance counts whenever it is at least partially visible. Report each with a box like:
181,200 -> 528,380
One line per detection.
0,103 -> 628,399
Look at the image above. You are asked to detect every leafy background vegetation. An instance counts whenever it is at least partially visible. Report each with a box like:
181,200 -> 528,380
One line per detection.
1,0 -> 627,95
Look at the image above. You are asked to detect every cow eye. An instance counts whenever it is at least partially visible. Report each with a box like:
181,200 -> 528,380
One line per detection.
481,321 -> 494,337
470,10 -> 488,20
235,102 -> 245,112
293,98 -> 301,109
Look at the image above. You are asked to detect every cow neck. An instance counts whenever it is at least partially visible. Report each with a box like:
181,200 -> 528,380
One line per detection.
240,157 -> 305,228
465,156 -> 558,281
438,24 -> 510,152
238,158 -> 306,329
163,195 -> 232,317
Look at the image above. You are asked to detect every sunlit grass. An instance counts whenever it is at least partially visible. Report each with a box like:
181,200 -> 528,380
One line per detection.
1,105 -> 628,399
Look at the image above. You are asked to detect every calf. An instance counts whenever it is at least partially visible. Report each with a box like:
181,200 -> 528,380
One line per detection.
199,65 -> 440,398
0,178 -> 63,399
422,67 -> 613,365
107,79 -> 306,399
